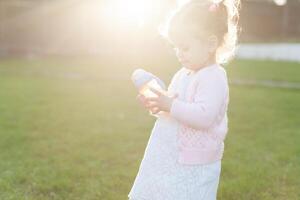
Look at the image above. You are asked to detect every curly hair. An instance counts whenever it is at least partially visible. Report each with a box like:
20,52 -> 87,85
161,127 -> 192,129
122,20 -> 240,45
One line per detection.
159,0 -> 241,64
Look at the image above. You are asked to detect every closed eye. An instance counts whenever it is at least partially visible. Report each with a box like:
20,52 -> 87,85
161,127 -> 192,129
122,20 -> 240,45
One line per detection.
181,47 -> 189,52
174,46 -> 189,52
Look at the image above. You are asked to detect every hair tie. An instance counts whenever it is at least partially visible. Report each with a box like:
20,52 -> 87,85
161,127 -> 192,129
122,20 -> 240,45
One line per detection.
208,2 -> 219,12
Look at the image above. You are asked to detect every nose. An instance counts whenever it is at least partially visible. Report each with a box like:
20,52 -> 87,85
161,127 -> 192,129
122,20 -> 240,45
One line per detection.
176,50 -> 184,60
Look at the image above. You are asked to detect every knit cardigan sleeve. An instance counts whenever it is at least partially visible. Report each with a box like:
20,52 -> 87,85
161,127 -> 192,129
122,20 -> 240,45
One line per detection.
169,69 -> 227,130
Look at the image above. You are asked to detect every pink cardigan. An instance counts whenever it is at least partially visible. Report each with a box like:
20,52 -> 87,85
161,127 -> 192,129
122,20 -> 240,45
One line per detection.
169,64 -> 229,165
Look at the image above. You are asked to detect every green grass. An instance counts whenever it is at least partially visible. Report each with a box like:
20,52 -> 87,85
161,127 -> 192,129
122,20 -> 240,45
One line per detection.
0,57 -> 299,199
226,59 -> 300,83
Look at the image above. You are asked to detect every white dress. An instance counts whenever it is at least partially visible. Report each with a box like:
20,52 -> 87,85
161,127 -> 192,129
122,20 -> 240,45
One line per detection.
128,67 -> 222,200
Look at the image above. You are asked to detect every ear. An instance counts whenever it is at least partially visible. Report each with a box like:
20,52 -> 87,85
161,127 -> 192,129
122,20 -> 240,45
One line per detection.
207,35 -> 218,53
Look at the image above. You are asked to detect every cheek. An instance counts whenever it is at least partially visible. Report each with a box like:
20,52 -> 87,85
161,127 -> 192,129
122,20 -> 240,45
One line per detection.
191,47 -> 210,61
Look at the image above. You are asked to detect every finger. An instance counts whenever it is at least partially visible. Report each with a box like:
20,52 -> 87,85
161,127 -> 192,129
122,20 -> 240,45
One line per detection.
138,98 -> 150,109
149,87 -> 163,96
145,102 -> 158,109
137,95 -> 146,104
151,107 -> 160,114
136,94 -> 143,99
137,93 -> 146,100
145,96 -> 159,101
137,99 -> 146,107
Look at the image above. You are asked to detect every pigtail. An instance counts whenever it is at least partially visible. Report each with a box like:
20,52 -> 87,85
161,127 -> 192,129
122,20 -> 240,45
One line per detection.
216,0 -> 241,64
159,0 -> 241,65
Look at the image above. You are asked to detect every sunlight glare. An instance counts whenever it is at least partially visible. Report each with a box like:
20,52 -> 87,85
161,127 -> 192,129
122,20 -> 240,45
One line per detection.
103,0 -> 153,28
274,0 -> 287,6
177,0 -> 190,7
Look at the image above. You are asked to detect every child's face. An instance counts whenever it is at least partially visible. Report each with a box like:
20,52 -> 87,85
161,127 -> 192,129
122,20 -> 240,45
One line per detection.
171,31 -> 216,71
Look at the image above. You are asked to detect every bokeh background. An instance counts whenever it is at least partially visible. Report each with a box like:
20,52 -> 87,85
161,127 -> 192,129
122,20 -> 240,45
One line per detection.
0,0 -> 299,199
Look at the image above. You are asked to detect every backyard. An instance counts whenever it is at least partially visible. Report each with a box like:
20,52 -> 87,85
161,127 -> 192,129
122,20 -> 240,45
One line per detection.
0,58 -> 299,199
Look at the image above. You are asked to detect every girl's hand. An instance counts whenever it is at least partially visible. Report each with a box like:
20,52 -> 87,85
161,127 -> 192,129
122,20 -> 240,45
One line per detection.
136,93 -> 158,114
136,93 -> 148,109
144,87 -> 179,114
136,93 -> 161,114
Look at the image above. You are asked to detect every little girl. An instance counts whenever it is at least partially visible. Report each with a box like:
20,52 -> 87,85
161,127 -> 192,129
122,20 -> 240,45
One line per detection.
128,0 -> 240,199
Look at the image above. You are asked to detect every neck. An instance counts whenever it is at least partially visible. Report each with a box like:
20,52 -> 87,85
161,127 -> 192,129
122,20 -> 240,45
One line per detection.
192,55 -> 216,73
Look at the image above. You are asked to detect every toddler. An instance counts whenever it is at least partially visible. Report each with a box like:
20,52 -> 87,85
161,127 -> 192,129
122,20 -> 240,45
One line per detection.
128,0 -> 240,199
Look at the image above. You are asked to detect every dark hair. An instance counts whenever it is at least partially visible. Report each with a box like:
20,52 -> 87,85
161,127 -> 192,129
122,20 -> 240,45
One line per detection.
159,0 -> 241,64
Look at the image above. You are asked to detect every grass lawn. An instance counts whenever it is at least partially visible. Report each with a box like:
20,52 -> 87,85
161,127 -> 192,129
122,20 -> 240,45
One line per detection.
0,57 -> 299,200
